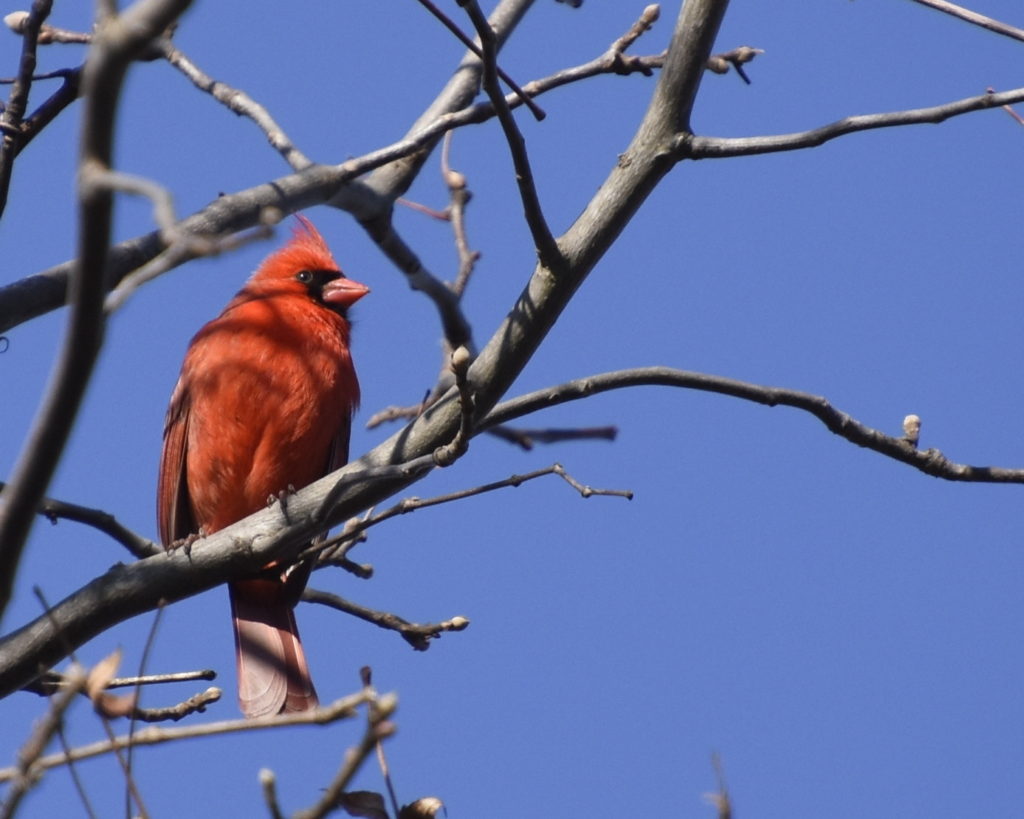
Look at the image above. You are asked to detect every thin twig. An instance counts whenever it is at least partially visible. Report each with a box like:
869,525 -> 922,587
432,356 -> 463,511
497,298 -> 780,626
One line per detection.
26,668 -> 217,695
0,0 -> 54,218
355,215 -> 475,350
156,38 -> 313,170
441,132 -> 480,298
314,462 -> 633,559
259,768 -> 285,819
987,86 -> 1024,126
3,12 -> 92,44
303,588 -> 469,651
482,366 -> 1024,483
460,0 -> 562,269
705,45 -> 764,84
54,719 -> 98,819
128,687 -> 222,722
0,480 -> 159,559
123,606 -> 167,816
0,690 -> 377,783
364,668 -> 401,819
3,16 -> 312,167
907,0 -> 1024,42
413,0 -> 545,120
0,664 -> 86,819
76,650 -> 150,817
0,41 -> 668,335
682,87 -> 1024,159
103,220 -> 275,314
366,404 -> 423,429
486,424 -> 618,450
433,345 -> 475,466
0,65 -> 82,161
293,691 -> 398,819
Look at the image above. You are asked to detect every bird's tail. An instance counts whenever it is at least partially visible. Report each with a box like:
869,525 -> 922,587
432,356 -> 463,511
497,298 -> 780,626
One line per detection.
229,579 -> 319,719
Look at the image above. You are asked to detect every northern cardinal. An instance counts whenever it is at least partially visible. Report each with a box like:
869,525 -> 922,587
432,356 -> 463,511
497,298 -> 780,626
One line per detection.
157,216 -> 369,718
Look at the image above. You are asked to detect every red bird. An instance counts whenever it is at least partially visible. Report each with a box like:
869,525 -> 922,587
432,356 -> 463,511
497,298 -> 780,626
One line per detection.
157,217 -> 369,718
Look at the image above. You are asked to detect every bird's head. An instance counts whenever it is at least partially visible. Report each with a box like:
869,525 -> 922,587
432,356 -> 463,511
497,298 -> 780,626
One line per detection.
245,215 -> 369,314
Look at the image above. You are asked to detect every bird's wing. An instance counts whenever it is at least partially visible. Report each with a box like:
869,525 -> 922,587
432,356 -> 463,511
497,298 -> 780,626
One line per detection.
157,382 -> 196,546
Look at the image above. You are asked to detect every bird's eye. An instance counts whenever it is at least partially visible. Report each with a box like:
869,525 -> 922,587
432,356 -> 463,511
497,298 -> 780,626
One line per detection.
295,270 -> 313,284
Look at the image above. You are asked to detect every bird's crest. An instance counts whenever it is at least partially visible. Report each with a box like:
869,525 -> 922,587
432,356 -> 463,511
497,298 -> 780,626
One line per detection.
253,215 -> 340,282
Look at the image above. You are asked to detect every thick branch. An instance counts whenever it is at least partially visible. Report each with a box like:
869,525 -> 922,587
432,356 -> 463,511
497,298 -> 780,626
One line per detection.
0,457 -> 435,697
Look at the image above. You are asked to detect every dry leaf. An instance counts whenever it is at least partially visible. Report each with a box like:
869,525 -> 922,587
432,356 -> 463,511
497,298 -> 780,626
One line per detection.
339,790 -> 388,819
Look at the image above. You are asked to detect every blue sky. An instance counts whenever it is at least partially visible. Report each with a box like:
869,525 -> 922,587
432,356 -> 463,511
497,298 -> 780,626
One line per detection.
2,1 -> 1023,816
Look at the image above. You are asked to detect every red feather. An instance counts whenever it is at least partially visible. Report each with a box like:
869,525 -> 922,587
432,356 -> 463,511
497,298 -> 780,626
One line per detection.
157,217 -> 368,718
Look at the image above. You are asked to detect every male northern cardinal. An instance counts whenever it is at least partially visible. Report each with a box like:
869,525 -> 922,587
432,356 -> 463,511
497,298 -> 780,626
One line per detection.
157,216 -> 369,718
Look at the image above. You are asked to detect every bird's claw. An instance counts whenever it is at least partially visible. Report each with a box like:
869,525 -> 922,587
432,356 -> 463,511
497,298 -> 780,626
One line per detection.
164,531 -> 202,557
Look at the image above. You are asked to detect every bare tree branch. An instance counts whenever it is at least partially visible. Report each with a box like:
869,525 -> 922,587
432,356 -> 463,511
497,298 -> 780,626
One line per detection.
128,687 -> 221,723
432,345 -> 474,466
482,367 -> 1024,483
0,64 -> 81,163
0,689 -> 380,783
293,690 -> 398,819
683,87 -> 1024,159
156,38 -> 313,171
461,0 -> 561,268
303,589 -> 469,651
311,462 -> 633,565
414,0 -> 544,120
908,0 -> 1024,42
0,481 -> 159,559
441,133 -> 479,298
3,12 -> 89,43
0,664 -> 86,819
259,768 -> 285,819
25,668 -> 217,695
0,0 -> 53,218
486,424 -> 618,450
0,22 -> 664,334
0,0 -> 722,692
0,0 -> 194,625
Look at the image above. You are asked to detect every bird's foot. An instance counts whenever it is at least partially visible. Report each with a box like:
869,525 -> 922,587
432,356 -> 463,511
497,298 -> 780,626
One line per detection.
164,531 -> 202,557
